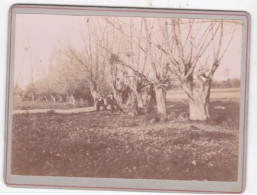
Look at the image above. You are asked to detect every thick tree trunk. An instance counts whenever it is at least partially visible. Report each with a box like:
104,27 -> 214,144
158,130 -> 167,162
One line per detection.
182,78 -> 211,121
70,95 -> 76,105
112,79 -> 122,104
79,98 -> 84,105
126,92 -> 138,116
116,93 -> 123,104
90,86 -> 97,107
188,89 -> 210,121
154,86 -> 167,115
136,93 -> 144,108
189,97 -> 209,121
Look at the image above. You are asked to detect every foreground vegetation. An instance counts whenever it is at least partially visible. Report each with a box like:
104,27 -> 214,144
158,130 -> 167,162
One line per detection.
11,100 -> 239,181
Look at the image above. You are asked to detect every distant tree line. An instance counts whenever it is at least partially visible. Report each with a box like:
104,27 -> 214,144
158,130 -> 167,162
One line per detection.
170,78 -> 240,90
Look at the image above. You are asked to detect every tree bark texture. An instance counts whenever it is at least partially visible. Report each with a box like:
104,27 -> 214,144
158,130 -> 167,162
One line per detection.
182,81 -> 211,121
154,86 -> 167,115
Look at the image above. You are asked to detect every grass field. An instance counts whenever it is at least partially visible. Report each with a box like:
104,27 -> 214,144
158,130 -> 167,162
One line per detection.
11,99 -> 239,181
13,88 -> 240,110
13,101 -> 79,110
166,88 -> 240,100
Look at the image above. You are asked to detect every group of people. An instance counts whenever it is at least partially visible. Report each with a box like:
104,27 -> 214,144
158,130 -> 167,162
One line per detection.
95,92 -> 124,113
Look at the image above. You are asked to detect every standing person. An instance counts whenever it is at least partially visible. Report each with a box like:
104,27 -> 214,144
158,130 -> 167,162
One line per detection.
148,83 -> 156,104
107,92 -> 124,113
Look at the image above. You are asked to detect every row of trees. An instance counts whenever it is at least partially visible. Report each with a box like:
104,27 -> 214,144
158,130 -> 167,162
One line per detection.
24,17 -> 240,121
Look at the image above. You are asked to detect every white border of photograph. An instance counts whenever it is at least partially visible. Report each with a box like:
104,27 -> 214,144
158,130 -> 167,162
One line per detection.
4,4 -> 250,194
0,0 -> 256,194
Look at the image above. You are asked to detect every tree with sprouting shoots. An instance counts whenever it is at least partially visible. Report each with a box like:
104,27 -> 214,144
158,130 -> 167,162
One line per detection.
157,18 -> 240,120
104,17 -> 175,115
142,18 -> 176,115
105,17 -> 152,109
64,17 -> 111,105
98,17 -> 133,104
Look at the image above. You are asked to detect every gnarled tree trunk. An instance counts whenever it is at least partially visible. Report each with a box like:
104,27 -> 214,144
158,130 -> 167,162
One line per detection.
136,92 -> 144,109
182,79 -> 211,121
70,95 -> 76,105
154,85 -> 167,115
189,91 -> 210,121
90,85 -> 97,107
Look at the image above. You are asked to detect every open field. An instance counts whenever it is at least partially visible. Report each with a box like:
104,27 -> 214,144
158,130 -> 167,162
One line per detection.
167,88 -> 240,100
11,100 -> 239,181
13,101 -> 80,110
13,88 -> 240,111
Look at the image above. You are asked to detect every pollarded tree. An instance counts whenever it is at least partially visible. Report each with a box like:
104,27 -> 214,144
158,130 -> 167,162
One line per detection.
65,17 -> 111,104
142,18 -> 175,115
157,18 -> 239,120
103,17 -> 151,109
104,17 -> 174,115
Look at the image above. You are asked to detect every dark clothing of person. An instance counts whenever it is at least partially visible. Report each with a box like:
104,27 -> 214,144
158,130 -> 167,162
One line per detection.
149,84 -> 156,104
107,96 -> 124,113
95,97 -> 107,111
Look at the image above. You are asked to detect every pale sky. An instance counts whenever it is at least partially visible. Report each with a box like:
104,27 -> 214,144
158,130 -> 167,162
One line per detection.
14,14 -> 243,89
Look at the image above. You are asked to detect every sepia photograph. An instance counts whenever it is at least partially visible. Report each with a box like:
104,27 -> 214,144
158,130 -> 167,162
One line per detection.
5,5 -> 250,193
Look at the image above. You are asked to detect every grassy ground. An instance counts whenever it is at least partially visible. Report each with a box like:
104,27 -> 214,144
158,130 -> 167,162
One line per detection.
13,101 -> 84,110
11,100 -> 239,181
